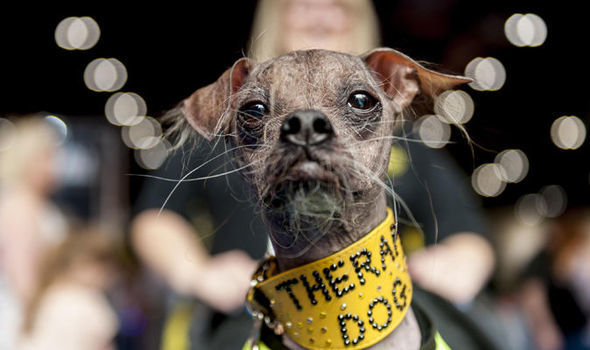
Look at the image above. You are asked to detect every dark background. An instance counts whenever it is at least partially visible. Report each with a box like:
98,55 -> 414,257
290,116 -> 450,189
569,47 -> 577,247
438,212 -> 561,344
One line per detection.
1,0 -> 588,210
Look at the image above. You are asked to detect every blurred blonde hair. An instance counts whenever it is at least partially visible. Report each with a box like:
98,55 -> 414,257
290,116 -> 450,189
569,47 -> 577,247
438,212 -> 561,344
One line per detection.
248,0 -> 381,62
0,116 -> 59,186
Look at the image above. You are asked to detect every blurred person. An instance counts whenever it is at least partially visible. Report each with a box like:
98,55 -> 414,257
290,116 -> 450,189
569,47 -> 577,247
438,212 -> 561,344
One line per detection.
250,0 -> 498,348
517,208 -> 590,350
131,0 -> 495,349
0,116 -> 68,349
249,0 -> 495,307
131,141 -> 266,349
248,0 -> 380,62
18,227 -> 122,350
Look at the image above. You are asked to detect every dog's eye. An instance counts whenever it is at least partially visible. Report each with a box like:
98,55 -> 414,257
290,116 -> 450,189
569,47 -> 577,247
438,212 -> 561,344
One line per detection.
239,102 -> 268,119
348,92 -> 377,110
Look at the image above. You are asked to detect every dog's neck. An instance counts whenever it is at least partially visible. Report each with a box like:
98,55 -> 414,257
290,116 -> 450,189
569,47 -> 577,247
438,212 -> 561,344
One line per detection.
269,193 -> 388,272
258,195 -> 421,350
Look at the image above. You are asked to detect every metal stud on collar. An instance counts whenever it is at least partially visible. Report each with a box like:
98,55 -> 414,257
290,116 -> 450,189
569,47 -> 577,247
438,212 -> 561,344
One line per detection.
246,256 -> 284,336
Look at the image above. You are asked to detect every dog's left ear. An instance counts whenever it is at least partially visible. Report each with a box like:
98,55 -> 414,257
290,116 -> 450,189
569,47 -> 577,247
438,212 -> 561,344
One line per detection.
182,58 -> 251,140
362,48 -> 471,110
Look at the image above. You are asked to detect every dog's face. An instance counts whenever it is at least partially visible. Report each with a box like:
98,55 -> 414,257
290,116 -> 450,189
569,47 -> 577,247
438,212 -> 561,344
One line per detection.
181,48 -> 468,258
232,51 -> 399,219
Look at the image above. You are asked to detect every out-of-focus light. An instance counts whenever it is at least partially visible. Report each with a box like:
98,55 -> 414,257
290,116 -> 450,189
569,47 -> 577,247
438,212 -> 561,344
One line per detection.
504,14 -> 525,47
55,16 -> 100,50
135,139 -> 170,170
515,193 -> 548,226
505,13 -> 547,47
524,14 -> 548,47
84,58 -> 127,92
550,115 -> 586,150
55,17 -> 78,50
434,90 -> 475,124
540,185 -> 567,218
495,149 -> 529,183
105,92 -> 146,126
415,114 -> 451,149
472,163 -> 506,197
44,115 -> 68,145
464,57 -> 506,91
121,116 -> 162,149
0,118 -> 15,151
464,57 -> 483,89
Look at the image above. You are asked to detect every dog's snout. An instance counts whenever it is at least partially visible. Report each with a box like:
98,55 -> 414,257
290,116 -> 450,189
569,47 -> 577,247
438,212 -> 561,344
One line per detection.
280,109 -> 333,146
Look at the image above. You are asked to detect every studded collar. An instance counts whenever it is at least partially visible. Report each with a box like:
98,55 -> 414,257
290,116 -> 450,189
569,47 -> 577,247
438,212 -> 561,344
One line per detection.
245,302 -> 451,350
246,208 -> 413,350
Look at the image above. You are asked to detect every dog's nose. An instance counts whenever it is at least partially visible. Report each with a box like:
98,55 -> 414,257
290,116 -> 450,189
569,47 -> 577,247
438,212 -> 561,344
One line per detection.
280,109 -> 333,146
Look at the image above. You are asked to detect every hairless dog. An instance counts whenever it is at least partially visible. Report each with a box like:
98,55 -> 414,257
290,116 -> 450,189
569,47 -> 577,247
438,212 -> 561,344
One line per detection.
170,48 -> 469,349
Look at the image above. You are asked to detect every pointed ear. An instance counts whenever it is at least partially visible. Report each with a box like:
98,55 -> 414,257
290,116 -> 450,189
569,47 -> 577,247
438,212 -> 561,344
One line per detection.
362,48 -> 471,110
181,57 -> 251,140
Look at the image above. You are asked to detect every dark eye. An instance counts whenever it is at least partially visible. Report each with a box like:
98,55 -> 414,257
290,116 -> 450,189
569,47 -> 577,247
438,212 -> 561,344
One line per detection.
237,101 -> 266,147
347,92 -> 377,110
239,102 -> 268,119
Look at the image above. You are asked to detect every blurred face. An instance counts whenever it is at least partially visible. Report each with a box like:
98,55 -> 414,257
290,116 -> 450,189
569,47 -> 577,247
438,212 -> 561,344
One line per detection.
280,0 -> 354,53
70,259 -> 117,290
27,145 -> 60,194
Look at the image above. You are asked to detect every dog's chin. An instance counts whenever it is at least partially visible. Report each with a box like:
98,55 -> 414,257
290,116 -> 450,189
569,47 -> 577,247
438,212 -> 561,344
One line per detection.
261,161 -> 346,226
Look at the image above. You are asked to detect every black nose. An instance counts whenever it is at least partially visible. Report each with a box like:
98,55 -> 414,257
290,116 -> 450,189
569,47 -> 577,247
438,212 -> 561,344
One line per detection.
280,109 -> 333,146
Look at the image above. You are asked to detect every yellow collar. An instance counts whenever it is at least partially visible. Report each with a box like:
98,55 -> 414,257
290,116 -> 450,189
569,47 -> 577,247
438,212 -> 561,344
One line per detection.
247,208 -> 413,350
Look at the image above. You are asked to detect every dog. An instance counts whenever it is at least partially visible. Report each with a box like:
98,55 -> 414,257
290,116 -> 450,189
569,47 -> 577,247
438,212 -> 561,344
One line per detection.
171,48 -> 470,349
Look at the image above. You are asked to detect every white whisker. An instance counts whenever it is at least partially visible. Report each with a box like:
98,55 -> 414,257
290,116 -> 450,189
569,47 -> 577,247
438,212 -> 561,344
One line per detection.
158,144 -> 256,216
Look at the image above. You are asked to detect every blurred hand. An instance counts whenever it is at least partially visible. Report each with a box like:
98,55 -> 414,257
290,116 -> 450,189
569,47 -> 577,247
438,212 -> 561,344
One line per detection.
519,279 -> 564,350
407,233 -> 495,305
533,322 -> 564,350
131,210 -> 260,313
192,250 -> 258,313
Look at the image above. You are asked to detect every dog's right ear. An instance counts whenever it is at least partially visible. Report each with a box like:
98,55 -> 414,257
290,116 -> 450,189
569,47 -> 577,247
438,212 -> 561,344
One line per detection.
181,58 -> 251,140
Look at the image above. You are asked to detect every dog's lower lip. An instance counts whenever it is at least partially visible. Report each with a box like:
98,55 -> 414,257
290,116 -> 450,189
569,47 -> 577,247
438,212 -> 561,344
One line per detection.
288,161 -> 333,181
297,161 -> 321,172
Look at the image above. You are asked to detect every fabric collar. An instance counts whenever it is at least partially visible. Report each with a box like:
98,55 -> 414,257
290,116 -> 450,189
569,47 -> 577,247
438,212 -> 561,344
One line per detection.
246,208 -> 413,350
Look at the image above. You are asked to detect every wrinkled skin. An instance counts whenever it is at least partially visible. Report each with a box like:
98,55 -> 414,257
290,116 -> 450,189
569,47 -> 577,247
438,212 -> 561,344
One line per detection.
232,51 -> 396,269
179,48 -> 468,349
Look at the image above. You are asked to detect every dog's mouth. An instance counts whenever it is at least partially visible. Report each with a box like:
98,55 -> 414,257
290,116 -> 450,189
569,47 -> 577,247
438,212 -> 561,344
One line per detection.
284,160 -> 339,183
257,146 -> 374,245
261,148 -> 353,217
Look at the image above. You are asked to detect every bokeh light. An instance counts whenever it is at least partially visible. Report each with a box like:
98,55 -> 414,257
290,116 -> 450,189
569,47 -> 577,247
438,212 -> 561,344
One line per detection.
121,116 -> 162,150
505,13 -> 548,47
44,115 -> 68,145
495,149 -> 529,183
415,114 -> 451,148
84,58 -> 128,92
472,163 -> 507,197
105,92 -> 147,126
434,90 -> 475,124
550,115 -> 586,150
55,16 -> 100,50
540,185 -> 567,218
515,193 -> 548,226
464,57 -> 506,91
0,118 -> 16,152
134,139 -> 171,170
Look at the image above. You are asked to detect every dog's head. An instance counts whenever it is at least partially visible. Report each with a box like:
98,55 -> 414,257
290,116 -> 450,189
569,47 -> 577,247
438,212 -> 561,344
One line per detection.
179,48 -> 468,260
